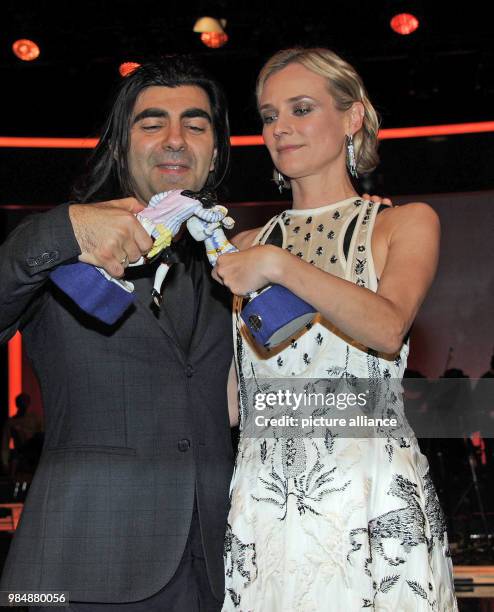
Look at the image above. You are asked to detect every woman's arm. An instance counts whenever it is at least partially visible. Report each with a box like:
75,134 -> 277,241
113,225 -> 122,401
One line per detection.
214,203 -> 440,355
230,227 -> 262,251
227,358 -> 240,427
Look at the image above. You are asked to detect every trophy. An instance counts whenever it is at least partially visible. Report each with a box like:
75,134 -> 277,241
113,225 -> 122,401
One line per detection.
50,190 -> 317,348
186,201 -> 316,349
49,190 -> 227,324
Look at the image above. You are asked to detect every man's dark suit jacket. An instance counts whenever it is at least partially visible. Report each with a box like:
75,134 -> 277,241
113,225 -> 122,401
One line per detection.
0,204 -> 234,602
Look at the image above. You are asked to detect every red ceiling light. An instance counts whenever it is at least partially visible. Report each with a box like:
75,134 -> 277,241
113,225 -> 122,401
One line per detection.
390,13 -> 419,35
12,39 -> 40,61
200,31 -> 228,49
119,62 -> 141,77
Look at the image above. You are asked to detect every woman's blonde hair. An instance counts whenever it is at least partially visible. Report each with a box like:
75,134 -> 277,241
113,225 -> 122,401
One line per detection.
256,47 -> 380,175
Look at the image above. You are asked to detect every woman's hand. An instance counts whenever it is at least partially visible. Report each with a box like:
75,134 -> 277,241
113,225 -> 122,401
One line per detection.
212,244 -> 288,296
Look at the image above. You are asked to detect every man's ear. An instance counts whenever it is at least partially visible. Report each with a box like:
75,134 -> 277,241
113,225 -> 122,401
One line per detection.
347,102 -> 365,135
209,147 -> 218,172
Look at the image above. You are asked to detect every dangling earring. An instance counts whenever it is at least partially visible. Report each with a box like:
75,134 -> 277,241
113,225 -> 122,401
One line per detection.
346,134 -> 358,178
273,169 -> 291,193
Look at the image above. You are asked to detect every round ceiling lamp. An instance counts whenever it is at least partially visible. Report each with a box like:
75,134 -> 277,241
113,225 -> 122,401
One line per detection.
12,39 -> 40,61
390,13 -> 420,35
193,16 -> 228,48
200,31 -> 228,48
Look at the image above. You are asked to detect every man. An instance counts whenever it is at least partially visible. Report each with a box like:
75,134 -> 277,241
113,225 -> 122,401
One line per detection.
0,57 -> 234,610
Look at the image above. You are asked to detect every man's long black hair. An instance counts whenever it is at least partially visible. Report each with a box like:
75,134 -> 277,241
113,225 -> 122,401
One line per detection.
72,56 -> 230,203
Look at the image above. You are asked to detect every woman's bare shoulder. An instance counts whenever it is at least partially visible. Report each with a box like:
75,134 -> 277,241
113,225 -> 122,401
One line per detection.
230,227 -> 263,250
376,201 -> 439,234
381,200 -> 438,219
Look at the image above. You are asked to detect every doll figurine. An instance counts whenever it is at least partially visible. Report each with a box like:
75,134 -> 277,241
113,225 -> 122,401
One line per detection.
186,211 -> 317,349
50,190 -> 228,324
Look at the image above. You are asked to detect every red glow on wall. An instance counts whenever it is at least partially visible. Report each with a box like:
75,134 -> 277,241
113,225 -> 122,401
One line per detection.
0,137 -> 98,148
12,39 -> 40,61
1,122 -> 494,150
230,135 -> 263,146
377,122 -> 494,139
390,13 -> 419,35
8,333 -> 22,418
119,62 -> 141,77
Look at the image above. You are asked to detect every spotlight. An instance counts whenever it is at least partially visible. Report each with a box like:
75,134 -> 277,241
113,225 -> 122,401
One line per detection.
390,13 -> 420,35
200,31 -> 228,48
119,62 -> 141,77
12,39 -> 40,61
193,16 -> 228,48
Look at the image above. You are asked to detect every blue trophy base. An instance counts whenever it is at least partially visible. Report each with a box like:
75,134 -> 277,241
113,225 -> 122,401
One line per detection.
50,262 -> 135,325
241,284 -> 317,349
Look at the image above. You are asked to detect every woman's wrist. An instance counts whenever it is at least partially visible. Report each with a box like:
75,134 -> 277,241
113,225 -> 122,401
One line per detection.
263,244 -> 290,286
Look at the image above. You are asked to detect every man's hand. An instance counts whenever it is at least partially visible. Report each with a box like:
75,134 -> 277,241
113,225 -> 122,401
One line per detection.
362,193 -> 393,206
69,198 -> 153,278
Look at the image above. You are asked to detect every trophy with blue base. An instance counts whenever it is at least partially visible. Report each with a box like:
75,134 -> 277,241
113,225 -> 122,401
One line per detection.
186,204 -> 317,349
49,190 -> 228,325
50,189 -> 317,348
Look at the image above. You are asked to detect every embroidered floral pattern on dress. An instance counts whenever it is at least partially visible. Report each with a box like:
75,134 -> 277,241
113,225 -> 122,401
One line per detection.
225,198 -> 457,611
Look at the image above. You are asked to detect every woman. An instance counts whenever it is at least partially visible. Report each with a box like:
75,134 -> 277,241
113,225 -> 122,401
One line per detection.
216,48 -> 457,611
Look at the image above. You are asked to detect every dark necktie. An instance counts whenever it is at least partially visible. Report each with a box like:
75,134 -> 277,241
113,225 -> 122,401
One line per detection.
128,236 -> 200,353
